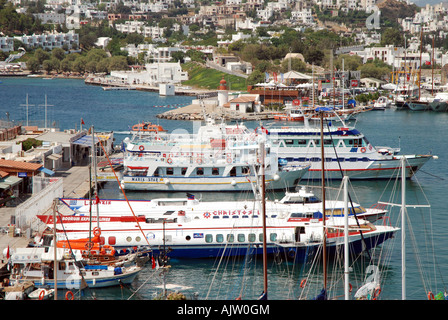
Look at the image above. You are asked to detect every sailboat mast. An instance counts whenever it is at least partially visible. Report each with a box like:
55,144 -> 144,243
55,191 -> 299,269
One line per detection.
260,141 -> 268,298
418,29 -> 423,99
343,176 -> 349,300
320,111 -> 327,291
401,157 -> 406,300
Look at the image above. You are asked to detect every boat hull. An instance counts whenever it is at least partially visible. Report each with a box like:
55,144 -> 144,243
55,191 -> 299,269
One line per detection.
11,268 -> 141,289
279,155 -> 432,180
120,167 -> 307,191
136,229 -> 397,260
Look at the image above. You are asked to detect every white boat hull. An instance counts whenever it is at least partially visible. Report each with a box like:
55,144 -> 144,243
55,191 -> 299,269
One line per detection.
120,166 -> 307,191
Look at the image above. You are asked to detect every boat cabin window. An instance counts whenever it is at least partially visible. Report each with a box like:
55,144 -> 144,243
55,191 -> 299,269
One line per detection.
216,234 -> 224,243
158,201 -> 187,206
323,139 -> 333,145
205,234 -> 213,243
238,234 -> 245,242
167,167 -> 174,175
154,168 -> 159,176
298,139 -> 307,146
242,166 -> 250,175
230,167 -> 236,177
212,167 -> 219,175
285,139 -> 294,145
270,233 -> 277,241
290,212 -> 317,218
248,233 -> 256,242
181,167 -> 187,175
227,234 -> 234,242
197,167 -> 204,176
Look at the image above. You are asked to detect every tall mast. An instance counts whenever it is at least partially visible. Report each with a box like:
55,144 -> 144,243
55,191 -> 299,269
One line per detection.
260,141 -> 268,299
320,110 -> 327,292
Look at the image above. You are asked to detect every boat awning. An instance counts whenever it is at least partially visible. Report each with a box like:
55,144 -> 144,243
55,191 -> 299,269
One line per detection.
47,153 -> 62,161
0,176 -> 22,189
39,167 -> 55,176
72,135 -> 100,147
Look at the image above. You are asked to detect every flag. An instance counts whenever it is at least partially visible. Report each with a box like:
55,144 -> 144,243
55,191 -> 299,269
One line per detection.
265,72 -> 269,82
6,245 -> 10,259
81,118 -> 85,125
152,256 -> 156,269
273,72 -> 277,82
425,61 -> 431,65
187,193 -> 195,200
280,73 -> 284,83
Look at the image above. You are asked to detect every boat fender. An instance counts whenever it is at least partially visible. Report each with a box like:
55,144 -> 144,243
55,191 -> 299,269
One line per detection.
39,290 -> 45,300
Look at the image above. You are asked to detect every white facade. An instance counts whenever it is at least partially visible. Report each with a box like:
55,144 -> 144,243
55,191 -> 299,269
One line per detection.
110,62 -> 188,86
0,32 -> 79,52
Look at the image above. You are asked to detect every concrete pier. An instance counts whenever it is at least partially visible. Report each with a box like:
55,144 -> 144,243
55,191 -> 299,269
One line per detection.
0,165 -> 93,258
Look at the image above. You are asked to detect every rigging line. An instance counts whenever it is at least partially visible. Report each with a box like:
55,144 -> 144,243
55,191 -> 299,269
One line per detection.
324,118 -> 372,261
54,207 -> 96,299
97,138 -> 152,248
127,268 -> 160,300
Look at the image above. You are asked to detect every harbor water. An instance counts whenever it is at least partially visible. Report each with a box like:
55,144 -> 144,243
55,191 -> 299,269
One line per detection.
1,77 -> 447,300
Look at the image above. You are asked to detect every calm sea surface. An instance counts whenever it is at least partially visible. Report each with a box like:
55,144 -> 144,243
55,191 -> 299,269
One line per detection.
1,77 -> 447,301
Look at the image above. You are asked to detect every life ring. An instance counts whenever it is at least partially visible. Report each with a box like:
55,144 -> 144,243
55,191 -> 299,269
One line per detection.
226,157 -> 232,164
38,290 -> 45,300
428,291 -> 435,300
65,291 -> 74,300
300,279 -> 307,288
93,227 -> 101,237
197,158 -> 203,165
167,158 -> 173,164
360,147 -> 366,153
139,145 -> 144,151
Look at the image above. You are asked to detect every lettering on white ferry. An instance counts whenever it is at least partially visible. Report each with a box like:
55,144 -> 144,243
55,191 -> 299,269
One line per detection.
82,200 -> 112,205
130,177 -> 160,182
203,209 -> 260,218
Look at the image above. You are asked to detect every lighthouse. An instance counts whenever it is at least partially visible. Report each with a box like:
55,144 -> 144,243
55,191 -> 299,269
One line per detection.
218,76 -> 228,107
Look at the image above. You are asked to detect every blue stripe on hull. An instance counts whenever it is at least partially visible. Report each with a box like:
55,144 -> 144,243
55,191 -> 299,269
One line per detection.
140,231 -> 395,261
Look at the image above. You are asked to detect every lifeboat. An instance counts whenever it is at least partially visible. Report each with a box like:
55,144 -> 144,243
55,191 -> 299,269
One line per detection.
131,122 -> 166,133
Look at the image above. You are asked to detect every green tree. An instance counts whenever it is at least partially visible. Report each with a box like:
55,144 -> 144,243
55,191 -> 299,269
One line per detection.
381,28 -> 404,47
51,47 -> 65,60
26,57 -> 40,73
34,48 -> 50,64
108,56 -> 128,71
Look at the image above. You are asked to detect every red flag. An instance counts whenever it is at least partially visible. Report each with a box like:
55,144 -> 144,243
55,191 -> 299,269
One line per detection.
6,245 -> 10,259
152,256 -> 156,269
81,118 -> 85,125
425,61 -> 431,65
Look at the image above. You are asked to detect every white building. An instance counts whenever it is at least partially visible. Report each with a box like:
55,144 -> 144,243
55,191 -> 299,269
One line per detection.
0,31 -> 79,52
110,62 -> 188,86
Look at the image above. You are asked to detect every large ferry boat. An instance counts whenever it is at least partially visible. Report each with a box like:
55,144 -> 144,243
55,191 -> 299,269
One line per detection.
123,116 -> 434,181
37,189 -> 395,260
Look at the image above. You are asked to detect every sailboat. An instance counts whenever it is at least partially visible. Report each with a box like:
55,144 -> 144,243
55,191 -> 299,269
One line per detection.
408,31 -> 433,111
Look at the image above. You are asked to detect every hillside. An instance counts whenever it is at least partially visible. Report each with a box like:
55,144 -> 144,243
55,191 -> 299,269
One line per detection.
377,0 -> 420,23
